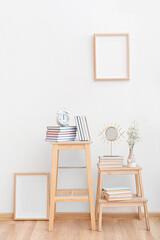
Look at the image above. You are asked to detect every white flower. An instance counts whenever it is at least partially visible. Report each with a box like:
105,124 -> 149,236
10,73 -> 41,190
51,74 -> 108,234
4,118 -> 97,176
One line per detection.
127,121 -> 141,149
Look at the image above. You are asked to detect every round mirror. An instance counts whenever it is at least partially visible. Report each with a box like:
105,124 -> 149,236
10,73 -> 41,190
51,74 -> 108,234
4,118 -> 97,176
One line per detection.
105,127 -> 118,141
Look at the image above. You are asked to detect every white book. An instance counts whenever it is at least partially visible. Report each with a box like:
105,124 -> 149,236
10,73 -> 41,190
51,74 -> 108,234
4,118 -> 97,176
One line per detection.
74,116 -> 81,141
80,116 -> 85,140
74,115 -> 90,141
82,116 -> 89,141
99,155 -> 124,160
81,116 -> 88,141
84,116 -> 91,140
78,116 -> 84,140
103,187 -> 131,192
99,162 -> 123,165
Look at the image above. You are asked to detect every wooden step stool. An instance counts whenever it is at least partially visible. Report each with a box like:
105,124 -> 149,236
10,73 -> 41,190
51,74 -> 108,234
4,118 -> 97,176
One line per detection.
95,165 -> 150,232
49,141 -> 96,231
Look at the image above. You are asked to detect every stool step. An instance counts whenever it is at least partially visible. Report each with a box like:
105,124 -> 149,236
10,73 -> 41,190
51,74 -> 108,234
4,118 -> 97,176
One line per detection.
56,189 -> 89,195
99,197 -> 147,207
55,196 -> 89,202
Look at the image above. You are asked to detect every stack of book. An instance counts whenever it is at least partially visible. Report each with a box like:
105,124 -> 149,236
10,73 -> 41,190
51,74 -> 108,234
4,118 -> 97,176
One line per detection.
102,187 -> 133,201
45,126 -> 77,142
98,155 -> 124,168
74,116 -> 90,141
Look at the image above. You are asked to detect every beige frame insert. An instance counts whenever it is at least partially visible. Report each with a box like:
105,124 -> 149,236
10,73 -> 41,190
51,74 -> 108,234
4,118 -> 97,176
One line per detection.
14,172 -> 50,220
94,33 -> 130,81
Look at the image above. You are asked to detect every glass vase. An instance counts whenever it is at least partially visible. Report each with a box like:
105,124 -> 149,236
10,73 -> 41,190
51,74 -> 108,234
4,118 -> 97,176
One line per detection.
127,148 -> 136,167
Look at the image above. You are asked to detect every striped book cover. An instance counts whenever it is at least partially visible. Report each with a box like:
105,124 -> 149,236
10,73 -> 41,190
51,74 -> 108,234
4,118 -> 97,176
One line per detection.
74,116 -> 91,141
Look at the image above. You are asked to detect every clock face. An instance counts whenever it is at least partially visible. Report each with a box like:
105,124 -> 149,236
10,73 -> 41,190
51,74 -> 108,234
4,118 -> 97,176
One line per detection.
58,113 -> 69,126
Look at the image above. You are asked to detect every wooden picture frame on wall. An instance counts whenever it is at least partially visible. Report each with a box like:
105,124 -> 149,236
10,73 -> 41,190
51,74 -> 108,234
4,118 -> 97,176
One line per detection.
94,33 -> 130,81
14,173 -> 50,220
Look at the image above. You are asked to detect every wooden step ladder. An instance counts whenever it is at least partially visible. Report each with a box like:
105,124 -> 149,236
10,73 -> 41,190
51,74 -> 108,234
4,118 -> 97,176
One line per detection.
95,164 -> 150,231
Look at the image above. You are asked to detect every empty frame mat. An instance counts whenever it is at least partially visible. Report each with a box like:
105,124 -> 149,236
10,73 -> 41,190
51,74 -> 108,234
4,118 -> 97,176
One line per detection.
14,173 -> 49,220
94,34 -> 129,80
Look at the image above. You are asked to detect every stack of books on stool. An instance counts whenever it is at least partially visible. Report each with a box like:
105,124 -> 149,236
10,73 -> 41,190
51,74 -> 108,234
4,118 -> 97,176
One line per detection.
45,126 -> 77,142
102,187 -> 133,201
97,155 -> 124,168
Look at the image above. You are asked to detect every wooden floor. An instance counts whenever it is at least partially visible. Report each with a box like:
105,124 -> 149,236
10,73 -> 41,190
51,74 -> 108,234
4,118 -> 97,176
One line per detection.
0,218 -> 160,240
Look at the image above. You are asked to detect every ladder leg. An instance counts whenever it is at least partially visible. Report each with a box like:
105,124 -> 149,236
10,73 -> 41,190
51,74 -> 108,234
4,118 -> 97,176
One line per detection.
85,144 -> 96,231
95,169 -> 100,220
98,204 -> 102,232
139,170 -> 144,197
144,202 -> 150,231
135,174 -> 142,219
139,170 -> 150,230
98,172 -> 103,198
49,145 -> 59,231
138,170 -> 144,221
96,171 -> 103,220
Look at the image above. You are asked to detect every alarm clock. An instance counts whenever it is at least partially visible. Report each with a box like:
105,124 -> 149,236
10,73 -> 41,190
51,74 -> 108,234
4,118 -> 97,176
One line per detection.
56,109 -> 70,126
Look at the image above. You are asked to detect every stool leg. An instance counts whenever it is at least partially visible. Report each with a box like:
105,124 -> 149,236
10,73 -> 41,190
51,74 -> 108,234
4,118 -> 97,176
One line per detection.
54,150 -> 59,220
96,171 -> 103,221
98,172 -> 103,198
95,170 -> 100,220
85,144 -> 96,231
144,202 -> 150,231
139,170 -> 144,197
98,204 -> 102,232
135,174 -> 142,219
49,145 -> 59,231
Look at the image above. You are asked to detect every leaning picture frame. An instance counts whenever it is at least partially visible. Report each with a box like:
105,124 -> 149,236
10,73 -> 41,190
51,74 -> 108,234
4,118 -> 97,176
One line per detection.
14,172 -> 50,220
94,33 -> 130,81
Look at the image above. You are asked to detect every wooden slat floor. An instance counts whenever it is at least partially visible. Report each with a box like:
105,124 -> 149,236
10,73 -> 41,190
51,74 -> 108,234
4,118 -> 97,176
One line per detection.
0,218 -> 160,240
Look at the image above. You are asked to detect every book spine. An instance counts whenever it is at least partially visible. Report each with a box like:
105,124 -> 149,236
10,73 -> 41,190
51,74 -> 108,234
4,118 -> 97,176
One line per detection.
47,130 -> 76,132
102,188 -> 131,193
46,136 -> 76,139
84,116 -> 91,140
99,156 -> 124,160
81,116 -> 87,141
46,133 -> 76,136
78,116 -> 84,140
74,116 -> 81,141
103,196 -> 132,201
45,139 -> 75,142
80,116 -> 85,140
103,196 -> 133,199
83,116 -> 89,141
99,161 -> 123,164
98,165 -> 123,168
77,116 -> 83,140
77,116 -> 82,141
99,159 -> 124,162
103,192 -> 132,198
81,116 -> 88,141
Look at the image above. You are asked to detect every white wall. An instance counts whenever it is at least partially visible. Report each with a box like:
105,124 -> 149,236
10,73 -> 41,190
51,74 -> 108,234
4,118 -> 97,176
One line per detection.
0,0 -> 160,213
